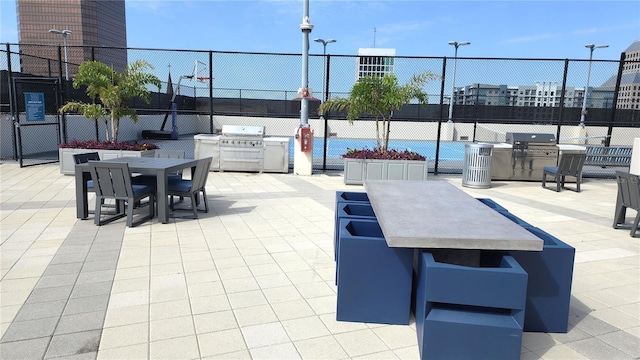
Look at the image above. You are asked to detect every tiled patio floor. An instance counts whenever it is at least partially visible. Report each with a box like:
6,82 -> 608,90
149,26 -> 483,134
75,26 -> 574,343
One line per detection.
1,161 -> 638,359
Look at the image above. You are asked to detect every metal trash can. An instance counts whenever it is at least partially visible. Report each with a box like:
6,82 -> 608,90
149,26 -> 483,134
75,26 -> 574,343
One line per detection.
462,143 -> 494,188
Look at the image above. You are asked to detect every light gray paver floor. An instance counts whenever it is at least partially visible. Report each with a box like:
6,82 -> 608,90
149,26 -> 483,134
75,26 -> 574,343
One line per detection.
0,161 -> 638,359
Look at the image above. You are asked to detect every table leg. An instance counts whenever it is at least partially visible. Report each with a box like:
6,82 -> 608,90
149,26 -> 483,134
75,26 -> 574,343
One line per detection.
157,170 -> 169,223
75,170 -> 89,219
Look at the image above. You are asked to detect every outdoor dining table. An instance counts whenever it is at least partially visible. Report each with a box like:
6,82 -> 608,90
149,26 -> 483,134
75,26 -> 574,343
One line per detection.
363,179 -> 544,254
75,156 -> 204,224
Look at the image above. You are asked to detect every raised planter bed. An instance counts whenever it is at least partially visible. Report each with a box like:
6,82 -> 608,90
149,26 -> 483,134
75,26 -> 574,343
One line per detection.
59,148 -> 155,175
343,158 -> 428,185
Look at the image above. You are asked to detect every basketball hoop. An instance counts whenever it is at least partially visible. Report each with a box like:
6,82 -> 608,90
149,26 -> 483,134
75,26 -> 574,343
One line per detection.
193,60 -> 210,83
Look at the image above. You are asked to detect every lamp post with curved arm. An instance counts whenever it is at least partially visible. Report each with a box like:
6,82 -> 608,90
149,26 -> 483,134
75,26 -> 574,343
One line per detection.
314,38 -> 336,102
49,29 -> 72,81
579,43 -> 608,127
447,41 -> 470,122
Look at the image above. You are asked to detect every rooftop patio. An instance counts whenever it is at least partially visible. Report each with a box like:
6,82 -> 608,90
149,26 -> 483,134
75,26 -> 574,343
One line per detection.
0,161 -> 638,360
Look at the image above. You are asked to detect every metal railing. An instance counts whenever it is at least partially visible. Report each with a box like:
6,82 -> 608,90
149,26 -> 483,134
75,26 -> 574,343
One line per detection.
1,43 -> 639,177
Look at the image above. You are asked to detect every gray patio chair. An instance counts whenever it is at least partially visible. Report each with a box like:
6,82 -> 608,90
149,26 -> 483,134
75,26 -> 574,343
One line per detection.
73,152 -> 100,190
88,161 -> 156,227
168,157 -> 212,219
613,171 -> 640,237
542,153 -> 586,192
73,152 -> 102,212
132,150 -> 187,203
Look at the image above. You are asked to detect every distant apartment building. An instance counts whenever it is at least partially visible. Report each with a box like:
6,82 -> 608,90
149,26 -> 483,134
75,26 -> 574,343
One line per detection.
356,48 -> 395,79
453,80 -> 615,110
449,41 -> 640,111
455,83 -> 580,107
17,0 -> 127,77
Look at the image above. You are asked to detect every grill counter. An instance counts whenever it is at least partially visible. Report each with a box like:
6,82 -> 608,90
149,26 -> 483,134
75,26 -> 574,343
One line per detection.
491,132 -> 559,181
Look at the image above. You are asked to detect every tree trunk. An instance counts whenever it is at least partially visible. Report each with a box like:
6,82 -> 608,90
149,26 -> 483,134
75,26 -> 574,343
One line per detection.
110,113 -> 118,143
380,117 -> 386,152
103,120 -> 110,142
384,117 -> 391,152
375,118 -> 381,150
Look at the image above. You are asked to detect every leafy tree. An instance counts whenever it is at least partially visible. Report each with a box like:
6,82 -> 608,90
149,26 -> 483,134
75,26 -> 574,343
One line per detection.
318,72 -> 437,152
60,60 -> 161,142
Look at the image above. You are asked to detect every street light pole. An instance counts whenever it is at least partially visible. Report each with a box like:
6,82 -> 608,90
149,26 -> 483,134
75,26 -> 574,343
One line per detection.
49,29 -> 72,81
314,38 -> 336,102
579,43 -> 608,127
447,41 -> 470,122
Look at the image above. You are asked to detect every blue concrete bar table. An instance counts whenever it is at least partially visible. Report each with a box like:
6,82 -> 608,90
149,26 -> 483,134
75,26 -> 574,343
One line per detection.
364,180 -> 543,252
362,180 -> 544,360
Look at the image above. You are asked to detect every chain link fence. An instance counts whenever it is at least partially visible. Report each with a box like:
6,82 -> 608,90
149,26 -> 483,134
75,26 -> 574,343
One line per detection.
2,43 -> 639,177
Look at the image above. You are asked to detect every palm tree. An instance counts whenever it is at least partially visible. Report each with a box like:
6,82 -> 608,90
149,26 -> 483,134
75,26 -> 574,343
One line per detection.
318,72 -> 437,152
59,102 -> 109,140
60,60 -> 161,142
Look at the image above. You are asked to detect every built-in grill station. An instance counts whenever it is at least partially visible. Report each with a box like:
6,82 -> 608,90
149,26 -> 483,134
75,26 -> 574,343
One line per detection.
491,132 -> 558,181
194,125 -> 291,173
219,125 -> 265,172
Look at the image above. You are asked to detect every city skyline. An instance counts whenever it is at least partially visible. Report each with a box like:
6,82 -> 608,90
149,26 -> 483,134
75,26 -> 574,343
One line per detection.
1,0 -> 638,60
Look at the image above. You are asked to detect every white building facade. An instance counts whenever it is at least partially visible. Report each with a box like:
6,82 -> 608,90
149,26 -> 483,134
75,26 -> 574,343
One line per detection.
355,48 -> 396,80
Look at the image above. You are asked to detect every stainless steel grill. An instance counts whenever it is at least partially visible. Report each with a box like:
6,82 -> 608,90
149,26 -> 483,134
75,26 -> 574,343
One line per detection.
219,125 -> 265,172
505,132 -> 558,181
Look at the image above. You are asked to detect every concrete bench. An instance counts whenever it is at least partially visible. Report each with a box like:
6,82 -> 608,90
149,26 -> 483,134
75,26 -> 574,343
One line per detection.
585,146 -> 632,168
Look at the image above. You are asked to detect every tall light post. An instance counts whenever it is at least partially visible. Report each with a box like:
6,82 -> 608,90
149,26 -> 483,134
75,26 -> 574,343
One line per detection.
314,38 -> 336,102
447,41 -> 470,122
579,43 -> 608,127
48,29 -> 72,81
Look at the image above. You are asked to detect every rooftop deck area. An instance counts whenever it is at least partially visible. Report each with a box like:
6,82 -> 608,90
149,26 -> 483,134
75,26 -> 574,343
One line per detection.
0,161 -> 638,359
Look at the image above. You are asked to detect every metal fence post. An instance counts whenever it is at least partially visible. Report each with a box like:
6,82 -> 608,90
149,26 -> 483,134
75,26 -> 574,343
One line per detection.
434,57 -> 448,175
322,55 -> 331,171
209,50 -> 214,134
556,59 -> 570,143
605,52 -> 626,148
90,46 -> 99,140
6,43 -> 18,160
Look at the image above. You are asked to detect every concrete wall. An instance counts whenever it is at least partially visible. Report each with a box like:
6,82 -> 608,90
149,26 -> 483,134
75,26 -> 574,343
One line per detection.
4,112 -> 640,160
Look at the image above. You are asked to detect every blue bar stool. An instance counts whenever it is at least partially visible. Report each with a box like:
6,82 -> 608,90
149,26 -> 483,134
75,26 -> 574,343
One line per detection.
510,226 -> 575,333
336,218 -> 413,325
415,251 -> 528,360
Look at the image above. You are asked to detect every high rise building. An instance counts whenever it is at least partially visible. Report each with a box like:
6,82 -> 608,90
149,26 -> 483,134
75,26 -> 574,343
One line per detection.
356,48 -> 395,80
601,40 -> 640,110
17,0 -> 127,77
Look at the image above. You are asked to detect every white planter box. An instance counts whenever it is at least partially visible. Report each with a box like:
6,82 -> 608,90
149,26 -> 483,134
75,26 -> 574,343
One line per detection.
59,148 -> 156,175
343,158 -> 428,185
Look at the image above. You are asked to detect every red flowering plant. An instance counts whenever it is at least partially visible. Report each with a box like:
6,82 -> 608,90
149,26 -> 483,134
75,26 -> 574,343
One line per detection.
59,139 -> 159,151
342,148 -> 426,161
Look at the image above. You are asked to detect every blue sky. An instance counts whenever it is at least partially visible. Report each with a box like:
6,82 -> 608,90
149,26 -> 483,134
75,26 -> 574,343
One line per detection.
1,0 -> 639,60
1,0 -> 638,97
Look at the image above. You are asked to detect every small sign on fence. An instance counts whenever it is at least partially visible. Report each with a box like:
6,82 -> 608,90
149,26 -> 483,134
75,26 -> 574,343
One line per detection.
24,92 -> 45,121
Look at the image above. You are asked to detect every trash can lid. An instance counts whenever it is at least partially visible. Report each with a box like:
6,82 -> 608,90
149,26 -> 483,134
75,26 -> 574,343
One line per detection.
465,142 -> 494,149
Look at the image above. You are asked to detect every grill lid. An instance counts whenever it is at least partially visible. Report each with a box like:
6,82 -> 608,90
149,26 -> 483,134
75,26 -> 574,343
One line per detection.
221,125 -> 264,137
506,132 -> 556,145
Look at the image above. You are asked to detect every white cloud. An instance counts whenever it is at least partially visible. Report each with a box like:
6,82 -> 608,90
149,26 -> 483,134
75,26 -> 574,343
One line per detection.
499,32 -> 563,45
571,23 -> 638,35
